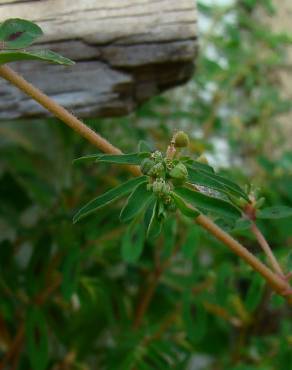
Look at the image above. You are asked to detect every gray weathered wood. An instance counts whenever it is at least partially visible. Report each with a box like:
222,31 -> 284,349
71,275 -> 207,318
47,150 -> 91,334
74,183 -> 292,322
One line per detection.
0,0 -> 197,118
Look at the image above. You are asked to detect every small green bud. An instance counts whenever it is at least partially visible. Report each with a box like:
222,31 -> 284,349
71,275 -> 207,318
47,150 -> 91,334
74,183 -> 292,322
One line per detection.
151,150 -> 163,162
173,131 -> 190,148
141,158 -> 155,175
148,163 -> 165,178
169,162 -> 188,185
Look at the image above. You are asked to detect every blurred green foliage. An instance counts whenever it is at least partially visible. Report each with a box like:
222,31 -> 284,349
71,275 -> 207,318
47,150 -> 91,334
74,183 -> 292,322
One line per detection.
0,1 -> 291,369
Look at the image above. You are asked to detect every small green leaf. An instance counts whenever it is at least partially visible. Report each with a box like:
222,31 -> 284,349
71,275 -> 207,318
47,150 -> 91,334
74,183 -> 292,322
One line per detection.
171,191 -> 200,218
245,273 -> 265,312
257,206 -> 292,219
121,223 -> 145,263
61,246 -> 81,301
174,187 -> 241,219
162,218 -> 177,257
215,263 -> 231,305
146,200 -> 163,240
120,181 -> 154,222
181,158 -> 215,173
73,176 -> 147,223
0,18 -> 43,49
26,307 -> 48,370
183,295 -> 207,344
0,49 -> 74,65
74,152 -> 148,165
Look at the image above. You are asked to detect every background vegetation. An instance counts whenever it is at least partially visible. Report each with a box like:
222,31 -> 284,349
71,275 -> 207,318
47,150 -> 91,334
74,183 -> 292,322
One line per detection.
0,0 -> 291,369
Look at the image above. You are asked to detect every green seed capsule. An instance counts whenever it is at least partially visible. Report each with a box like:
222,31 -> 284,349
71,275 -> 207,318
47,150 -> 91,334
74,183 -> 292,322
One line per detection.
173,131 -> 190,148
149,163 -> 165,178
169,162 -> 188,185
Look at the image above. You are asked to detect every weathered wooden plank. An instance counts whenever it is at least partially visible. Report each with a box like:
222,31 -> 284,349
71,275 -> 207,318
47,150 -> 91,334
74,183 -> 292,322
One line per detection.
0,0 -> 198,118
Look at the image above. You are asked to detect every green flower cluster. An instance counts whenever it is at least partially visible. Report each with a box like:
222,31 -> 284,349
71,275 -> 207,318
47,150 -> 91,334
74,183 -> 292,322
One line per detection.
141,150 -> 188,212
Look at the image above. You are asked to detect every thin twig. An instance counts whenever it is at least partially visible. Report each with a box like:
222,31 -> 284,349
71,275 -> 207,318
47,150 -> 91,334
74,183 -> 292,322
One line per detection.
250,221 -> 284,276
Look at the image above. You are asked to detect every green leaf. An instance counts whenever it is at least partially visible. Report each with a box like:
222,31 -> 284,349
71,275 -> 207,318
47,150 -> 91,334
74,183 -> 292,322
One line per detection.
215,263 -> 231,306
183,295 -> 207,345
170,191 -> 200,218
73,176 -> 147,223
245,273 -> 265,312
0,18 -> 43,49
146,200 -> 163,240
257,206 -> 292,219
61,246 -> 81,301
26,307 -> 48,370
121,223 -> 145,263
120,181 -> 154,222
187,166 -> 248,201
162,218 -> 177,257
174,187 -> 241,219
0,49 -> 74,65
74,152 -> 148,166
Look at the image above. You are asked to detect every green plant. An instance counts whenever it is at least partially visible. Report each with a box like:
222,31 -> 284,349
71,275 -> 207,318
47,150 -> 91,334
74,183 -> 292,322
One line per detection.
0,16 -> 291,297
0,8 -> 292,369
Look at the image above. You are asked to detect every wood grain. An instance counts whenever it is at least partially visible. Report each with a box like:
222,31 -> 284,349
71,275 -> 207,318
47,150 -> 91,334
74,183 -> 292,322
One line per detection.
0,0 -> 198,118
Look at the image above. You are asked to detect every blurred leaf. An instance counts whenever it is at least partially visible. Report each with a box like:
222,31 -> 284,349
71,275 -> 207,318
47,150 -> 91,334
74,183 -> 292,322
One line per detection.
245,273 -> 265,312
0,49 -> 74,65
26,307 -> 48,370
61,246 -> 81,301
161,218 -> 177,257
121,223 -> 145,263
215,263 -> 231,306
257,206 -> 292,219
181,227 -> 199,259
0,18 -> 43,49
183,294 -> 207,345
